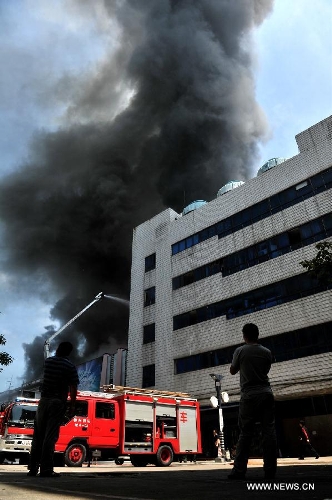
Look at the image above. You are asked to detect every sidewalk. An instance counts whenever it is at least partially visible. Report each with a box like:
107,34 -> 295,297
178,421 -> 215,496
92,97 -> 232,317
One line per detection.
1,455 -> 331,473
0,458 -> 331,500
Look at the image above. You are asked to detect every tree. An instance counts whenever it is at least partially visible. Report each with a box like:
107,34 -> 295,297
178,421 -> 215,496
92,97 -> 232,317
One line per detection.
300,241 -> 332,285
0,333 -> 13,373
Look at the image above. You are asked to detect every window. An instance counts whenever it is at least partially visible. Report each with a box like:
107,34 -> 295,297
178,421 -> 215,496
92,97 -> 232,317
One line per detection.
251,199 -> 270,222
173,312 -> 190,330
145,253 -> 156,272
9,405 -> 37,425
142,364 -> 155,388
206,259 -> 223,277
288,228 -> 302,249
322,168 -> 332,188
310,173 -> 325,193
144,287 -> 155,307
278,187 -> 298,209
67,400 -> 88,418
183,270 -> 195,286
172,242 -> 179,255
172,276 -> 181,290
143,323 -> 155,344
95,402 -> 115,419
323,213 -> 332,234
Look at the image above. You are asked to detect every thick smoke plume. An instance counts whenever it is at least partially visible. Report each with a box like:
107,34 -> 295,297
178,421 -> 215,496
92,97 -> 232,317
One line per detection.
0,0 -> 273,382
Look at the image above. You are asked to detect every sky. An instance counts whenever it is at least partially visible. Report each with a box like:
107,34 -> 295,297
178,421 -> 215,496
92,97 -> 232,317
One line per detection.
0,0 -> 331,393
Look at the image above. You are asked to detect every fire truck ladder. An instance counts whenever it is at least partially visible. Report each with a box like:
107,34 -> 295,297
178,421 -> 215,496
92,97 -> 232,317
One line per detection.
101,385 -> 197,401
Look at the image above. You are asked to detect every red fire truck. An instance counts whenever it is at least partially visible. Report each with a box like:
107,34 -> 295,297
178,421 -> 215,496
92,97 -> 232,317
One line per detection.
0,397 -> 38,464
56,386 -> 201,467
1,387 -> 202,467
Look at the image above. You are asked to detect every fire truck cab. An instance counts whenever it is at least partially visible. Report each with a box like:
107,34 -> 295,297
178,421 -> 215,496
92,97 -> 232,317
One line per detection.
56,386 -> 202,467
0,398 -> 38,464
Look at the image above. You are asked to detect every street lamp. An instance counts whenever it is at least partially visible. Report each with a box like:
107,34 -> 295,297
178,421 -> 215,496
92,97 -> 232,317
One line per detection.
210,373 -> 229,462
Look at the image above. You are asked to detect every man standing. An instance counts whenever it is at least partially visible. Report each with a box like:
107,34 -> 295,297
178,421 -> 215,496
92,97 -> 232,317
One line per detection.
299,420 -> 319,460
212,429 -> 220,458
228,323 -> 277,480
28,341 -> 79,477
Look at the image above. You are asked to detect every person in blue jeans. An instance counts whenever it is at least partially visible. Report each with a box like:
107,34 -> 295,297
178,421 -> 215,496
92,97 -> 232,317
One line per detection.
228,323 -> 277,480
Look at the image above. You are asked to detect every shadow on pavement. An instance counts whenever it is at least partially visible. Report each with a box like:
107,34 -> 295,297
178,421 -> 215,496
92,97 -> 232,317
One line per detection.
0,464 -> 331,500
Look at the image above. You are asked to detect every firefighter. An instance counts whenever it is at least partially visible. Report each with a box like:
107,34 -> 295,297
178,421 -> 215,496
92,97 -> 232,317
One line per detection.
299,420 -> 319,460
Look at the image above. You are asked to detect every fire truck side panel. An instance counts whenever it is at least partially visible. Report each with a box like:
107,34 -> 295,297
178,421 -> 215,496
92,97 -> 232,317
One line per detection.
178,405 -> 198,452
123,400 -> 153,454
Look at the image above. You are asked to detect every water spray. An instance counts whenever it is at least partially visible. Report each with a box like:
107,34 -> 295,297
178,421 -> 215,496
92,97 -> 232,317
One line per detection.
103,294 -> 130,307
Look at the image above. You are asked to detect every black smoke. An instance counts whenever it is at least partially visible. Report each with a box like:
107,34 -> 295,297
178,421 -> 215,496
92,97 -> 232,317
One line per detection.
0,0 -> 273,381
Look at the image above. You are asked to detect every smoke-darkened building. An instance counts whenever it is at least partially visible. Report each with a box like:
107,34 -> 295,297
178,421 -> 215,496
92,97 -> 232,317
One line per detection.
127,115 -> 332,457
0,348 -> 128,404
76,348 -> 128,391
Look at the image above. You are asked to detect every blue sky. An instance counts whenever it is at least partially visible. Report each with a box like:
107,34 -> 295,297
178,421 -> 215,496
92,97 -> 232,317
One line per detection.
0,0 -> 331,393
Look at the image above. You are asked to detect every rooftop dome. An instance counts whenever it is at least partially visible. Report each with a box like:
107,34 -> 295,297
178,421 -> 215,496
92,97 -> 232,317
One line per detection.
257,157 -> 287,176
182,200 -> 207,216
217,180 -> 245,197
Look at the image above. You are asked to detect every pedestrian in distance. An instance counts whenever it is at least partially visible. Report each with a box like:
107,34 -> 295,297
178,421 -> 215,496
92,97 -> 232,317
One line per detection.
298,420 -> 319,460
228,323 -> 277,480
27,341 -> 79,477
212,429 -> 220,458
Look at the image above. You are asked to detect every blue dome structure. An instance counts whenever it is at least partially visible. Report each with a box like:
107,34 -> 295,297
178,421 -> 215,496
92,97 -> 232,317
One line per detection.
217,180 -> 244,197
257,157 -> 287,176
182,200 -> 207,216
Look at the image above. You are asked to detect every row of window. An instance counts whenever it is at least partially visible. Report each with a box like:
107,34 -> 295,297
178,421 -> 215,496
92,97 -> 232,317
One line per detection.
172,213 -> 332,289
171,166 -> 332,255
62,401 -> 115,419
173,273 -> 331,330
174,321 -> 332,374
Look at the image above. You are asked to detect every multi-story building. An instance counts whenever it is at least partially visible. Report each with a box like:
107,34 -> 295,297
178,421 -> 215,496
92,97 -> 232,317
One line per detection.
127,115 -> 332,457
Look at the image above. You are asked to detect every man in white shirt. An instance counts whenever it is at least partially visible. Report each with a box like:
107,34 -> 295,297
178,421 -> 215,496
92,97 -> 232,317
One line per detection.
228,323 -> 277,480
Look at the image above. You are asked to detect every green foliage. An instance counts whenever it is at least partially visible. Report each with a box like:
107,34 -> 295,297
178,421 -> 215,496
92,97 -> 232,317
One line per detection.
300,241 -> 332,285
0,333 -> 14,373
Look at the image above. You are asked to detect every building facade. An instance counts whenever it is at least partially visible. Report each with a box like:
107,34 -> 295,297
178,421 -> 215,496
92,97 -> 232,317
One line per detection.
127,116 -> 332,456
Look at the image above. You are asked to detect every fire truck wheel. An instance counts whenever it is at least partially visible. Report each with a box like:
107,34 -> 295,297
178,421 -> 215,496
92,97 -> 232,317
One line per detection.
64,443 -> 87,467
156,445 -> 173,467
115,458 -> 124,465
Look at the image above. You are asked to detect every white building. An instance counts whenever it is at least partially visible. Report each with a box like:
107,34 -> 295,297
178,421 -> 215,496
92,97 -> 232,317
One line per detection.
127,116 -> 332,456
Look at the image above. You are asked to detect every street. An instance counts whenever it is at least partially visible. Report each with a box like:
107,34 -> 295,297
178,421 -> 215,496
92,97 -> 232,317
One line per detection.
0,458 -> 331,500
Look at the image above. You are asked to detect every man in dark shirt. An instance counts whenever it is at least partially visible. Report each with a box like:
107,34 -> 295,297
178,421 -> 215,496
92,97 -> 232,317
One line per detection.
28,341 -> 79,477
228,323 -> 277,480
